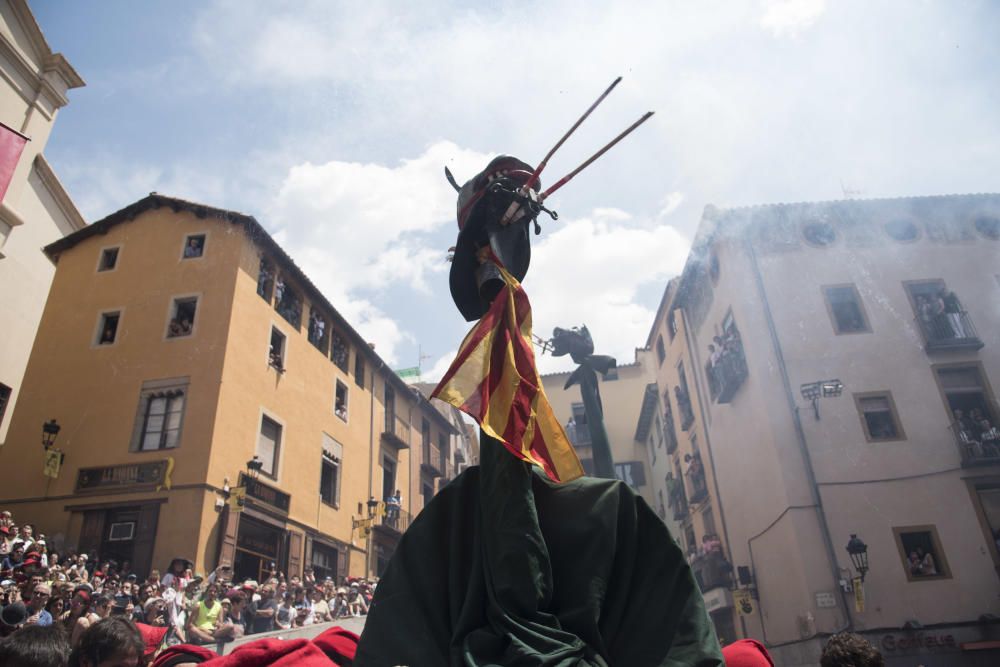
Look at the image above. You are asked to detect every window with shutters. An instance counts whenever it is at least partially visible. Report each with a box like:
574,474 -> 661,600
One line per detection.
130,378 -> 189,452
257,414 -> 283,478
854,392 -> 905,442
320,434 -> 343,507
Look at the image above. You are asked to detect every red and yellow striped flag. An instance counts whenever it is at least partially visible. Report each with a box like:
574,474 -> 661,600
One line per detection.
432,263 -> 584,483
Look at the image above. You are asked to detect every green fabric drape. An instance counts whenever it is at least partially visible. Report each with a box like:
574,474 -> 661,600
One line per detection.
355,435 -> 723,666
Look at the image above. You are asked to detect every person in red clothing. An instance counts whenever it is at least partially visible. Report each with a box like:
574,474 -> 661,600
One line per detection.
721,639 -> 774,667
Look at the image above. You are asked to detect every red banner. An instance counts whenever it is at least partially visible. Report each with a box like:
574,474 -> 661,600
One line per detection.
0,121 -> 29,203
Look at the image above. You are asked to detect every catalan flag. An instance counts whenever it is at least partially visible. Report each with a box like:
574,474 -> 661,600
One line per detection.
432,262 -> 583,483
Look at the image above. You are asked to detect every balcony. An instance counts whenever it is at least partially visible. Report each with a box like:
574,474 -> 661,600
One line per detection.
677,389 -> 695,431
707,344 -> 749,404
373,506 -> 412,535
915,311 -> 983,353
686,463 -> 708,506
381,413 -> 410,450
952,421 -> 1000,467
421,443 -> 443,477
669,483 -> 689,521
664,411 -> 678,454
691,551 -> 733,593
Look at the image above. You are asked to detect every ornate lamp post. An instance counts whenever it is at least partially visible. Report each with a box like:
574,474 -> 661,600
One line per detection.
41,419 -> 61,450
245,456 -> 263,480
845,533 -> 869,582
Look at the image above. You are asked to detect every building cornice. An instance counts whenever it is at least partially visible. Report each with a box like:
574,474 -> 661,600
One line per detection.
33,153 -> 85,230
9,0 -> 84,90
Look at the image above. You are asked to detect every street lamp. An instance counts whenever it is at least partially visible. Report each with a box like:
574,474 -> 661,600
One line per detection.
846,533 -> 869,582
367,496 -> 380,518
800,379 -> 843,420
41,419 -> 61,450
246,456 -> 263,480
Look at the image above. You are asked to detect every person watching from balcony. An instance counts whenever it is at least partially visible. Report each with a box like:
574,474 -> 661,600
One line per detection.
941,288 -> 965,338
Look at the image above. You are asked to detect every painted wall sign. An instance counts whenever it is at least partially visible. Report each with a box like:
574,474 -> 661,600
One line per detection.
76,461 -> 167,492
240,473 -> 290,512
880,633 -> 956,652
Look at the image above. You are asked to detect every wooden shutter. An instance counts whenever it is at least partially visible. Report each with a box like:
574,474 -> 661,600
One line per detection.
303,535 -> 313,578
78,510 -> 105,558
130,504 -> 161,577
218,507 -> 239,567
287,531 -> 302,579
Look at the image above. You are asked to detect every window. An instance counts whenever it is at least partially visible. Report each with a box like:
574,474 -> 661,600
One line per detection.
802,221 -> 836,247
884,219 -> 919,242
823,285 -> 870,334
107,522 -> 135,541
182,234 -> 205,259
893,525 -> 951,581
269,327 -> 286,372
935,365 -> 996,424
166,297 -> 197,338
855,392 -> 904,441
139,391 -> 185,451
438,432 -> 448,470
331,331 -> 349,372
274,278 -> 302,328
96,311 -> 121,345
668,310 -> 678,341
308,308 -> 328,353
973,484 -> 1000,561
257,415 -> 282,478
320,434 -> 343,507
0,383 -> 11,429
98,247 -> 120,272
335,381 -> 348,421
257,258 -> 275,302
355,353 -> 366,388
656,335 -> 666,365
382,454 -> 397,503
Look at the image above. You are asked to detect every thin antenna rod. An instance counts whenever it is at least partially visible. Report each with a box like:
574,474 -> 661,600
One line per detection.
541,111 -> 654,201
522,76 -> 623,192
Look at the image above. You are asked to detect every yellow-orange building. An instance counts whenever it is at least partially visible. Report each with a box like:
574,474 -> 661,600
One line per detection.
0,193 -> 455,582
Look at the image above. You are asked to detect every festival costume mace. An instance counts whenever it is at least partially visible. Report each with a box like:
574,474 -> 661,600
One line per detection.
355,80 -> 722,667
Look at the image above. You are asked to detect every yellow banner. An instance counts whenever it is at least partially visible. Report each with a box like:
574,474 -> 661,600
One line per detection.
43,450 -> 62,479
853,577 -> 865,613
228,486 -> 246,512
734,589 -> 755,616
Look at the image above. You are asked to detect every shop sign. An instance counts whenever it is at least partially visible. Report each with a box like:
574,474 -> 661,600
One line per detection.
240,474 -> 290,513
236,529 -> 279,560
76,461 -> 167,492
815,592 -> 836,608
701,587 -> 733,613
880,633 -> 956,652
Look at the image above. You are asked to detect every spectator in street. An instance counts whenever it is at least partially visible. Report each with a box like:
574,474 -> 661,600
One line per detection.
821,632 -> 884,667
69,616 -> 144,667
24,583 -> 53,626
72,594 -> 112,647
311,587 -> 331,623
249,584 -> 277,635
0,623 -> 70,667
61,590 -> 90,634
275,592 -> 295,630
222,591 -> 248,638
2,544 -> 24,573
185,583 -> 234,644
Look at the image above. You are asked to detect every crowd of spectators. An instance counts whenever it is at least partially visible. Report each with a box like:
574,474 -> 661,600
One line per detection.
0,509 -> 375,664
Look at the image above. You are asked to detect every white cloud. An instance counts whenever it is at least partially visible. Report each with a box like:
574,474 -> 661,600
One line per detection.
526,211 -> 691,375
759,0 -> 827,37
263,141 -> 490,363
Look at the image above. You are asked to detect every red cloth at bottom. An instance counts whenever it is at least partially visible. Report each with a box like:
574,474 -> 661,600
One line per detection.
721,639 -> 774,667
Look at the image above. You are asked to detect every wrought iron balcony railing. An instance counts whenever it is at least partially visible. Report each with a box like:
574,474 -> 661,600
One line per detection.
915,311 -> 984,353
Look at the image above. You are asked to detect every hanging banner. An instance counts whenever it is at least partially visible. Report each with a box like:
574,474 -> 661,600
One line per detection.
43,449 -> 62,479
853,576 -> 865,613
227,486 -> 246,512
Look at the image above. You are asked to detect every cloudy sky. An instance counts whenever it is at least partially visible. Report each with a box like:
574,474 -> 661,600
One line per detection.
35,0 -> 1000,377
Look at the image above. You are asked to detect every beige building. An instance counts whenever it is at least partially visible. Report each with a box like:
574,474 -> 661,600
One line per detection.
541,347 -> 658,507
645,194 -> 1000,666
0,194 -> 454,582
0,0 -> 85,442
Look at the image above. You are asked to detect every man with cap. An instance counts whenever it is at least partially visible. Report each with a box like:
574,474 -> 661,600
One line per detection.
25,582 -> 54,626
